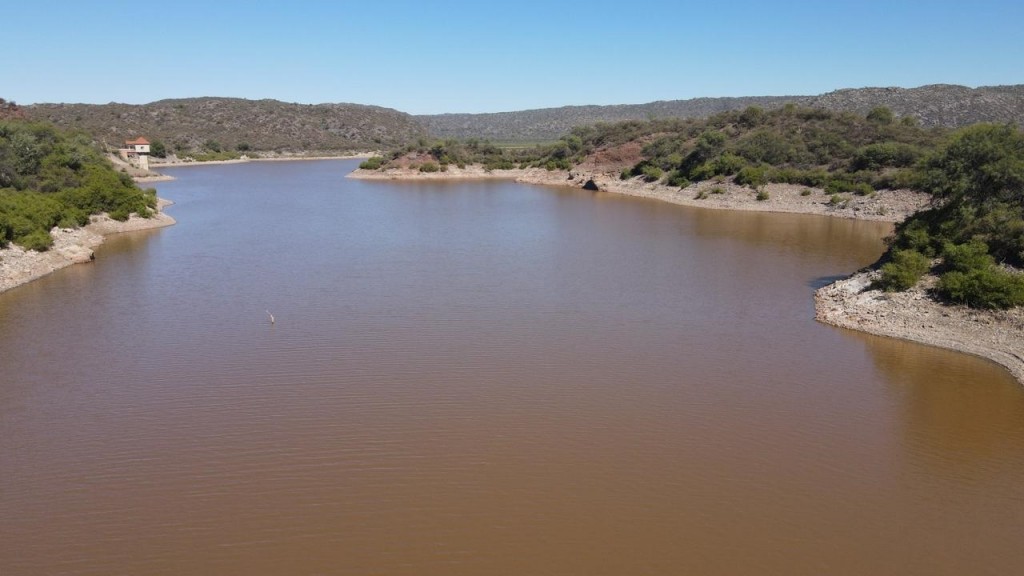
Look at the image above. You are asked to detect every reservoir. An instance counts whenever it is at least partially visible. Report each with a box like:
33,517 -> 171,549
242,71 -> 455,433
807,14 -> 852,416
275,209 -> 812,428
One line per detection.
2,159 -> 1022,575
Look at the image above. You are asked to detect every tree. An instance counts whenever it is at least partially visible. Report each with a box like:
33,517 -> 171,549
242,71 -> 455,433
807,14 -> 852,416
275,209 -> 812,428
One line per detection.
916,123 -> 1024,205
866,106 -> 894,125
149,140 -> 167,158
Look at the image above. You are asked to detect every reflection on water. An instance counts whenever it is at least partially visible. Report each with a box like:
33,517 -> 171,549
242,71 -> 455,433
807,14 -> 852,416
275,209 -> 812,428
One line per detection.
1,160 -> 1022,575
858,331 -> 1024,469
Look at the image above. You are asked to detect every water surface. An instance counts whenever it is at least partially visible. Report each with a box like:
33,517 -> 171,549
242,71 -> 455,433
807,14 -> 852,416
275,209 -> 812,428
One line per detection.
2,160 -> 1022,575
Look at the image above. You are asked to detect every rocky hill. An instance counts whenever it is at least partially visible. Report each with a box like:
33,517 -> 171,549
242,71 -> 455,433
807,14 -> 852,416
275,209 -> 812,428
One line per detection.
415,96 -> 796,142
23,97 -> 425,153
801,84 -> 1024,128
417,85 -> 1024,142
0,98 -> 25,120
17,85 -> 1024,151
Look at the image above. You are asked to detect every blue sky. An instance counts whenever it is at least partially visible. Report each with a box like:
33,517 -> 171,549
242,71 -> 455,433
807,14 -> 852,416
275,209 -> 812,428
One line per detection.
3,0 -> 1021,114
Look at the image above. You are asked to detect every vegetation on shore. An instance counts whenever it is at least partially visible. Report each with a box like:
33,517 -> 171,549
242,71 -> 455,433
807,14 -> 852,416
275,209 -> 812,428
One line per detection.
0,120 -> 157,251
368,104 -> 946,185
366,105 -> 1024,309
876,124 -> 1024,308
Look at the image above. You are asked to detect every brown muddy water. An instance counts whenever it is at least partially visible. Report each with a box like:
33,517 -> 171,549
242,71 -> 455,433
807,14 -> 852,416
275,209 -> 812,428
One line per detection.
1,160 -> 1022,575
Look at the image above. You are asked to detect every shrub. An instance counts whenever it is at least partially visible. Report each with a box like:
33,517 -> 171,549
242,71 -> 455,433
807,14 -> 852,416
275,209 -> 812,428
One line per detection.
800,188 -> 812,196
892,218 -> 936,256
16,228 -> 53,251
852,142 -> 919,170
359,157 -> 385,170
666,171 -> 690,188
866,106 -> 894,125
108,207 -> 131,221
827,193 -> 847,207
734,165 -> 768,188
694,190 -> 708,200
736,130 -> 794,165
641,165 -> 663,183
875,250 -> 931,291
943,239 -> 994,273
710,186 -> 724,194
938,267 -> 1024,309
419,162 -> 439,173
756,189 -> 769,201
825,178 -> 873,196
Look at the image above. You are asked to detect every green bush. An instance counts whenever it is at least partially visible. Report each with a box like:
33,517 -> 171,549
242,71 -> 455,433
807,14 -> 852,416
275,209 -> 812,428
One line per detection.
875,249 -> 931,291
852,142 -> 919,170
666,171 -> 690,188
938,267 -> 1024,309
359,157 -> 385,170
827,193 -> 847,207
735,165 -> 768,188
825,178 -> 874,196
17,228 -> 53,251
108,207 -> 131,221
866,106 -> 895,125
756,189 -> 770,201
640,164 -> 663,183
943,239 -> 994,273
419,161 -> 439,173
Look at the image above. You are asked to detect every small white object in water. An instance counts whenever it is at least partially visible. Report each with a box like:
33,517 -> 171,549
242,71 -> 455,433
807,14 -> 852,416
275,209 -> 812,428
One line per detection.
267,310 -> 275,324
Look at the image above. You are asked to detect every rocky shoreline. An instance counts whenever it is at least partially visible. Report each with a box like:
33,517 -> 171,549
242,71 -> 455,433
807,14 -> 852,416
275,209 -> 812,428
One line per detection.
350,165 -> 1024,386
349,166 -> 930,223
0,199 -> 176,294
816,270 -> 1024,384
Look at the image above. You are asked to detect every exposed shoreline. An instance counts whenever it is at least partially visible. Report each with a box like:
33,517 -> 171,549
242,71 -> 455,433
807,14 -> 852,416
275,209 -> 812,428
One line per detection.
816,270 -> 1024,384
348,166 -> 929,223
350,165 -> 1024,386
138,153 -> 372,182
0,199 -> 176,295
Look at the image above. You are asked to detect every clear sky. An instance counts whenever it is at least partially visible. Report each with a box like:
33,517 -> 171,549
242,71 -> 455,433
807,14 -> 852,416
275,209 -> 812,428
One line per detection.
3,0 -> 1021,115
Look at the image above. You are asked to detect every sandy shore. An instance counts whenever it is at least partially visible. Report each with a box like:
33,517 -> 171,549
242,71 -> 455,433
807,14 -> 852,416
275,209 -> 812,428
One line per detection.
0,199 -> 176,294
349,166 -> 930,223
352,165 -> 1023,386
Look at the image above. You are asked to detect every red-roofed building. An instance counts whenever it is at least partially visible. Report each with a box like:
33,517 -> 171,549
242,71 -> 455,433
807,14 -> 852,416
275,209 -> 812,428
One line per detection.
119,137 -> 152,170
124,137 -> 151,155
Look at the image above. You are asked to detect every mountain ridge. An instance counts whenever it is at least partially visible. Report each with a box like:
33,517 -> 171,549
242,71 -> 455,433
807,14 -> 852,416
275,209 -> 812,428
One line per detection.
16,84 -> 1024,150
417,84 -> 1024,141
23,97 -> 426,153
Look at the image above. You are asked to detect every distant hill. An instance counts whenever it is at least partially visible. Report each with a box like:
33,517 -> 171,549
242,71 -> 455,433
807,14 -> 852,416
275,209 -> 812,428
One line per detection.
23,98 -> 426,153
18,85 -> 1024,151
417,85 -> 1024,142
415,97 -> 796,142
801,84 -> 1024,128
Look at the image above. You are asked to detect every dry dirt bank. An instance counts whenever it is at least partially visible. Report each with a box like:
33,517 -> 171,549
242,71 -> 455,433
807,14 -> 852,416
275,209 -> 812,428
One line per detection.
816,271 -> 1024,385
349,166 -> 929,223
0,199 -> 176,294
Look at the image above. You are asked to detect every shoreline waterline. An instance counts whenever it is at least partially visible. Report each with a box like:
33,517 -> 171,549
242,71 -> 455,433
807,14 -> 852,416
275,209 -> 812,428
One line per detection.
350,165 -> 1023,386
139,154 -> 375,181
348,166 -> 929,223
0,198 -> 176,295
